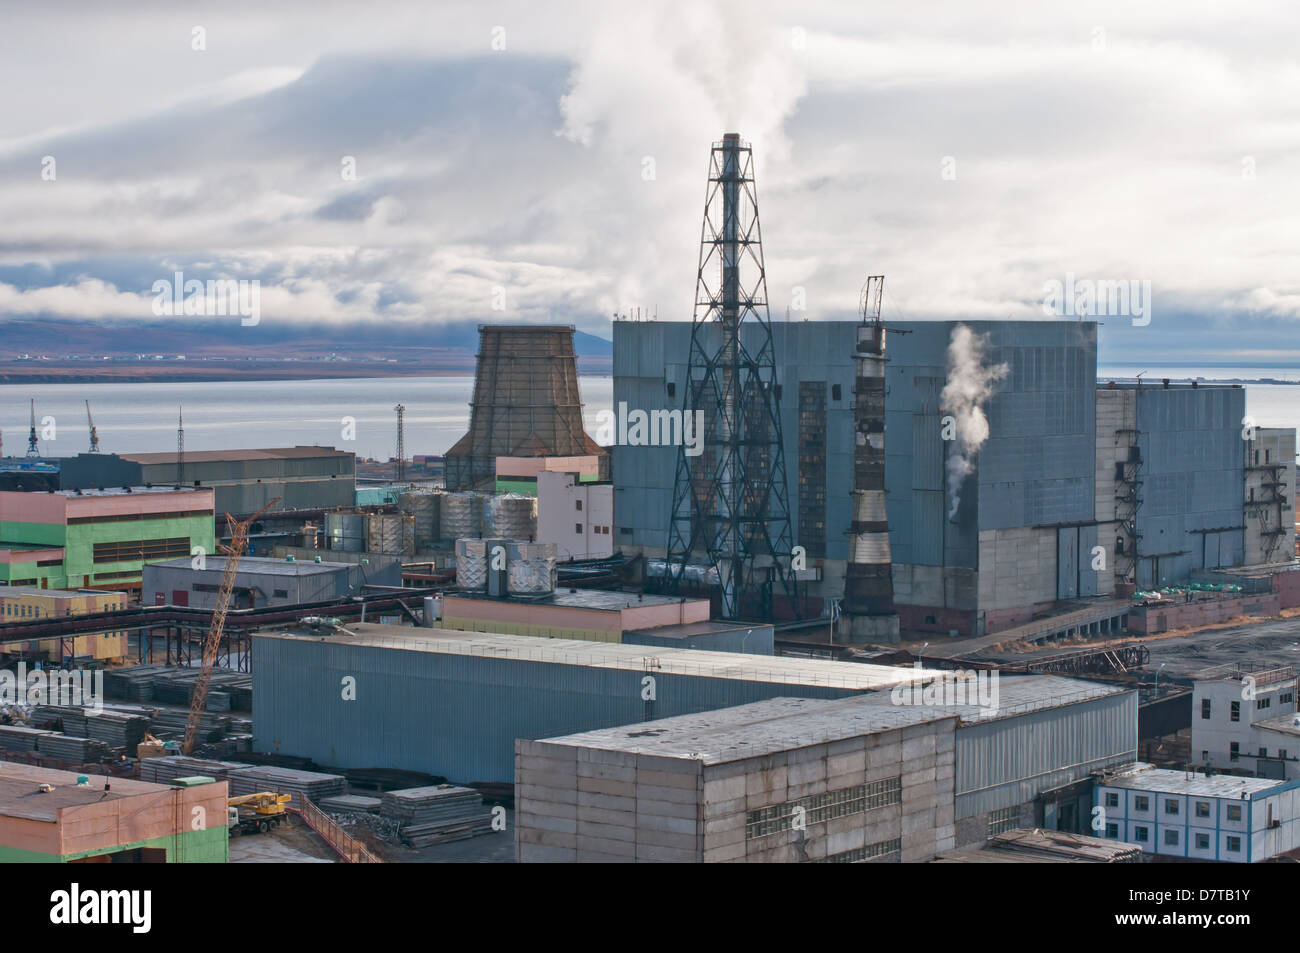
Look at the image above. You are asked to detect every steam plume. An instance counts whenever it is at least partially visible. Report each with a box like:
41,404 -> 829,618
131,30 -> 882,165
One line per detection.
941,324 -> 1009,520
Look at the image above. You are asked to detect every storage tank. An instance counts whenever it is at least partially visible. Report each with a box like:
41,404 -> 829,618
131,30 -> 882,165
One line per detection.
326,512 -> 366,552
455,538 -> 488,591
366,514 -> 415,555
508,541 -> 557,595
399,490 -> 441,550
440,492 -> 483,540
484,494 -> 537,540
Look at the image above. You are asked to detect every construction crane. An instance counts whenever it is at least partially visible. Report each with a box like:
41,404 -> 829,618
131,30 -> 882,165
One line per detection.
25,399 -> 39,459
85,400 -> 100,453
181,497 -> 280,756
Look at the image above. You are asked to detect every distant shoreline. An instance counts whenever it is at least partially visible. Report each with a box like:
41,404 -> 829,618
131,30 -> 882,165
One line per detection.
0,360 -> 612,385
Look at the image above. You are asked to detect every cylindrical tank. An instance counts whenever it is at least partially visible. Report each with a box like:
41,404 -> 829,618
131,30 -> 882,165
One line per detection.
366,513 -> 415,555
326,512 -> 366,552
399,490 -> 441,550
484,494 -> 537,540
507,541 -> 557,595
440,492 -> 483,540
455,538 -> 488,591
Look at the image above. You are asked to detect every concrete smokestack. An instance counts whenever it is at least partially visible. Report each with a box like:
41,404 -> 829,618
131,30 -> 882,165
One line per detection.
841,276 -> 899,644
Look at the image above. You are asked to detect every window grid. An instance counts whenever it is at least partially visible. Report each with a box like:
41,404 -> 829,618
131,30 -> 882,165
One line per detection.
815,838 -> 902,863
745,777 -> 900,840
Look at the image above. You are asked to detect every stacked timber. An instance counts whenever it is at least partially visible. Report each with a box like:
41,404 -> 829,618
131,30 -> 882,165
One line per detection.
379,785 -> 496,847
226,766 -> 347,807
0,725 -> 55,753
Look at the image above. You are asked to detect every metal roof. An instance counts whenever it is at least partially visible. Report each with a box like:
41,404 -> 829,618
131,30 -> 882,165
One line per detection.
451,589 -> 701,612
853,673 -> 1129,723
0,762 -> 167,822
119,446 -> 352,464
48,486 -> 205,497
1102,763 -> 1285,798
1255,712 -> 1300,738
534,695 -> 955,765
259,623 -> 949,692
148,556 -> 353,576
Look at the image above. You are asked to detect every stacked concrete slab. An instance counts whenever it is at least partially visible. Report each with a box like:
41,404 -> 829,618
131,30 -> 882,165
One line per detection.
517,696 -> 958,863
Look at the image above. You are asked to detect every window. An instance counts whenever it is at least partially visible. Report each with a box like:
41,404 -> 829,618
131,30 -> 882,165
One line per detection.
1134,796 -> 1150,812
1230,742 -> 1240,761
1164,829 -> 1179,846
1281,692 -> 1294,705
1259,747 -> 1268,757
1231,701 -> 1240,722
1227,805 -> 1242,821
1105,822 -> 1119,838
1201,699 -> 1212,719
1135,826 -> 1149,843
988,807 -> 1018,836
1164,799 -> 1180,816
1195,801 -> 1210,818
1226,835 -> 1241,852
831,384 -> 842,401
1281,750 -> 1289,760
1196,833 -> 1210,850
1201,750 -> 1209,761
575,523 -> 583,534
1105,792 -> 1119,808
815,838 -> 901,863
575,500 -> 582,512
1258,697 -> 1272,710
92,536 -> 191,564
273,589 -> 288,598
746,779 -> 900,840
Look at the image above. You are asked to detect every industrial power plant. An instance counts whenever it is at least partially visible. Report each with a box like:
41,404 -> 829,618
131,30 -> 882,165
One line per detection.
1,130 -> 1298,874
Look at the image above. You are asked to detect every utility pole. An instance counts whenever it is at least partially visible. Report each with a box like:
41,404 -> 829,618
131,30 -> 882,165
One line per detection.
394,404 -> 406,482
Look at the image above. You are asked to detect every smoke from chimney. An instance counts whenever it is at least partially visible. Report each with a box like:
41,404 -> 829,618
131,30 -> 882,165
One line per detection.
941,324 -> 1009,521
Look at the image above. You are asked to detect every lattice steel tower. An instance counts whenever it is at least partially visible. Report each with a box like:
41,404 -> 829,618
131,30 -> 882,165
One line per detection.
666,133 -> 796,621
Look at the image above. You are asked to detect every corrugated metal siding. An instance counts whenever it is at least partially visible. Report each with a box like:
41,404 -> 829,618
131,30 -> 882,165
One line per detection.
252,637 -> 859,783
954,690 -> 1137,818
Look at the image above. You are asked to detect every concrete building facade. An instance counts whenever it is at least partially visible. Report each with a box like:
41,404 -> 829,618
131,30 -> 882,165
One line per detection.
0,763 -> 228,863
1095,763 -> 1300,862
1192,664 -> 1299,778
143,555 -> 399,610
59,446 -> 356,518
537,471 -> 614,561
0,486 -> 215,591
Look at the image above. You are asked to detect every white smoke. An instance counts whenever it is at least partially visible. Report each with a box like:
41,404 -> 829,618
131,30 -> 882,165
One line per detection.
941,324 -> 1009,521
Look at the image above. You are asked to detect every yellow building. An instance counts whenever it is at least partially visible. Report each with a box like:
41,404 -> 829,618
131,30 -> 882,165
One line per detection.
0,587 -> 127,663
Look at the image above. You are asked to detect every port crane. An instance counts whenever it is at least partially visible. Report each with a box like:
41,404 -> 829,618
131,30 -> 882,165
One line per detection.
85,400 -> 100,453
181,497 -> 280,756
25,399 -> 39,458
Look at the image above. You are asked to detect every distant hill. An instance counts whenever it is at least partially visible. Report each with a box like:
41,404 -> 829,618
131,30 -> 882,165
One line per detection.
0,318 -> 613,380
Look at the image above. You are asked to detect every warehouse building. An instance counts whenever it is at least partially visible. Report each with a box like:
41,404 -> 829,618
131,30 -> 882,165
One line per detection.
0,486 -> 215,591
433,590 -> 772,653
0,587 -> 127,663
614,319 -> 1284,636
143,555 -> 400,610
1094,763 -> 1300,862
0,763 -> 228,863
251,624 -> 946,784
515,674 -> 1136,862
59,446 -> 355,518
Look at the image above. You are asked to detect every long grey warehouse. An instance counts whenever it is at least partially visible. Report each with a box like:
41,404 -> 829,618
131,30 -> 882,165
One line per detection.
251,624 -> 948,783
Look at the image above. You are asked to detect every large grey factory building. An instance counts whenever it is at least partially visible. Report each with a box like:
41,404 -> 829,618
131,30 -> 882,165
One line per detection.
250,624 -> 947,783
515,675 -> 1136,862
59,446 -> 356,517
615,319 -> 1289,636
143,555 -> 400,610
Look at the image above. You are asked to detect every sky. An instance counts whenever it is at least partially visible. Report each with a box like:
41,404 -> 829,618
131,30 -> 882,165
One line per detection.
1,0 -> 1298,363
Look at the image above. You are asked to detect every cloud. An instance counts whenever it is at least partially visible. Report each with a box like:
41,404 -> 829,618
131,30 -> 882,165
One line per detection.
0,0 -> 1297,361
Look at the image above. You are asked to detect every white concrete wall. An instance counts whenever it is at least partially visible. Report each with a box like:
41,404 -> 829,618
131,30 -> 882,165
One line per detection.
977,527 -> 1059,611
1244,429 -> 1297,565
1192,678 -> 1299,772
537,472 -> 614,561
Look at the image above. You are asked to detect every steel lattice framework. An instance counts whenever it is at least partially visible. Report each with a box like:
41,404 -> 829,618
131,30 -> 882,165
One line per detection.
665,134 -> 796,621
